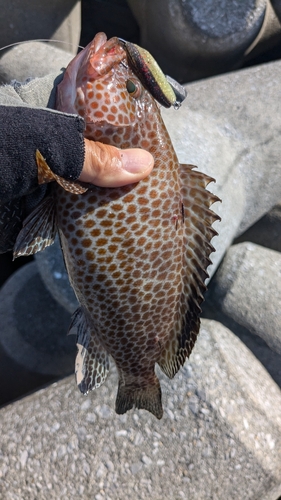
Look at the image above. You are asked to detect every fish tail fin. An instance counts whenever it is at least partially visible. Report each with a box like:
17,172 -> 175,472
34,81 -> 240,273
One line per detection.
115,375 -> 163,419
69,307 -> 110,393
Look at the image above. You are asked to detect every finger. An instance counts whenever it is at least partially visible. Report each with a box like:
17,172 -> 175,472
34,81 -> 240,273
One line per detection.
79,139 -> 154,186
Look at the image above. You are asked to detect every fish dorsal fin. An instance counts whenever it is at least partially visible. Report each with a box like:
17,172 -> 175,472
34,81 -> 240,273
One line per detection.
13,195 -> 57,258
36,149 -> 88,194
69,307 -> 110,394
158,164 -> 221,379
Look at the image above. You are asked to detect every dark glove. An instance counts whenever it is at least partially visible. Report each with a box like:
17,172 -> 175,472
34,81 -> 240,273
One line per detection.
0,185 -> 47,254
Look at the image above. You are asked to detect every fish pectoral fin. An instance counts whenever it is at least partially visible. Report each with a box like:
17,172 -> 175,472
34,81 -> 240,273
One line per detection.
158,164 -> 221,379
36,149 -> 88,194
13,195 -> 56,259
69,307 -> 109,393
115,374 -> 163,419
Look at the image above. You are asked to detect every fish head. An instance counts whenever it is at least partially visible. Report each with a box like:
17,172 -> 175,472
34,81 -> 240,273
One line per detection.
56,32 -> 162,142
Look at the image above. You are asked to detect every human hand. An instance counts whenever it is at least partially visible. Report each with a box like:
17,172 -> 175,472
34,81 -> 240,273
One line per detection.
79,139 -> 154,186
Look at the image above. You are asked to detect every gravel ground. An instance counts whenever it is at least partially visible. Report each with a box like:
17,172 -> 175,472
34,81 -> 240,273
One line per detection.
1,320 -> 281,500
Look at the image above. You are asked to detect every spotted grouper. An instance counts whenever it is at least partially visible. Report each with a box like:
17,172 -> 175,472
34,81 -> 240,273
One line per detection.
14,32 -> 220,419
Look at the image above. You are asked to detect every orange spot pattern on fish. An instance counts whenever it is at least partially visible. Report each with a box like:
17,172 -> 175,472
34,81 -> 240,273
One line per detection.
54,33 -> 220,419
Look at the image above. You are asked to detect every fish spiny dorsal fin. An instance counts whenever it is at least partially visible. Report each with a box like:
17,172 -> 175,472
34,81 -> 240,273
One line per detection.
13,195 -> 57,258
36,149 -> 88,194
158,164 -> 221,379
69,307 -> 110,393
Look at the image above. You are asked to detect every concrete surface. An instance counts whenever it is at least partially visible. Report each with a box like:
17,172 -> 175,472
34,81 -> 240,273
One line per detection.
0,320 -> 281,500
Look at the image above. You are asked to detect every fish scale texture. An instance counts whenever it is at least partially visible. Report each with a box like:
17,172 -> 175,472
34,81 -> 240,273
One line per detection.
56,110 -> 185,419
15,33 -> 219,419
56,35 -> 220,418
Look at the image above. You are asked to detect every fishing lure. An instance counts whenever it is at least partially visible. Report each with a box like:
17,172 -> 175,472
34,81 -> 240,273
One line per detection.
119,38 -> 187,109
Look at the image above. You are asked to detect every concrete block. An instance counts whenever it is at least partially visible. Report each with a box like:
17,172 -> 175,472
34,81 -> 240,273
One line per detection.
0,319 -> 280,499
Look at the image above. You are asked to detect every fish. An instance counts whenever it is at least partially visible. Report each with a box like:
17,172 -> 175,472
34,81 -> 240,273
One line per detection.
14,32 -> 220,419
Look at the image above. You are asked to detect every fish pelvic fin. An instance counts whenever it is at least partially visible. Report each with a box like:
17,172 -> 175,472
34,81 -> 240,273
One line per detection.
115,374 -> 163,420
13,194 -> 56,258
69,307 -> 110,394
158,164 -> 221,379
36,149 -> 88,194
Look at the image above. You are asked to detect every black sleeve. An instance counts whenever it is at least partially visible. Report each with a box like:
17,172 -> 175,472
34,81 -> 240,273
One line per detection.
0,105 -> 85,204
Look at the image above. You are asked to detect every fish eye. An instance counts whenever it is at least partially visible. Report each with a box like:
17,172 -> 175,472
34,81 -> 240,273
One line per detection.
126,79 -> 141,98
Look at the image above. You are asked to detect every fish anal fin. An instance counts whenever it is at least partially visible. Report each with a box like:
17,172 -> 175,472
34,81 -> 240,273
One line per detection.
69,307 -> 109,393
157,308 -> 200,379
13,195 -> 56,258
158,164 -> 220,379
158,305 -> 200,379
36,149 -> 88,194
115,374 -> 163,419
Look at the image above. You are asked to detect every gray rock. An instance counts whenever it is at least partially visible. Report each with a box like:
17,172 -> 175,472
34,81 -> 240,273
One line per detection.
202,307 -> 281,389
36,236 -> 78,314
0,261 -> 75,375
0,41 -> 74,84
234,203 -> 281,252
162,57 -> 281,237
127,0 -> 272,82
207,242 -> 281,354
271,0 -> 281,21
0,0 -> 81,68
0,319 -> 281,500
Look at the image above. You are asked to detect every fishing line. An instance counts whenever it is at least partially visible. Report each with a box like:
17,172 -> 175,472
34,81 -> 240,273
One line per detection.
0,39 -> 85,53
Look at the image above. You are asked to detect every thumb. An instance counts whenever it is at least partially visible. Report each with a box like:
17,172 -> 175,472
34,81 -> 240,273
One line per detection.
79,139 -> 154,187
